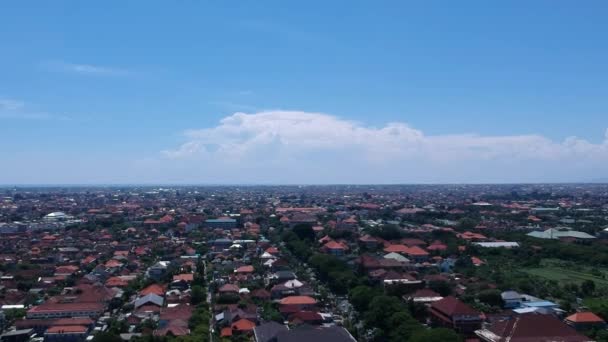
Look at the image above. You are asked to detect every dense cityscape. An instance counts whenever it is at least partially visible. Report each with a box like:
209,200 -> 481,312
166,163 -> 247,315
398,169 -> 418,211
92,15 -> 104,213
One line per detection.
0,184 -> 607,341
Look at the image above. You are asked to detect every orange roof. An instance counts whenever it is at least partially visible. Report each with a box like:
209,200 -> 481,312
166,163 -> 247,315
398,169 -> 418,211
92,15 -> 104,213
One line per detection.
46,325 -> 88,333
173,273 -> 194,282
406,246 -> 429,256
105,260 -> 123,268
105,277 -> 129,287
231,319 -> 256,331
566,312 -> 605,323
318,235 -> 333,244
471,256 -> 484,266
324,240 -> 348,250
265,247 -> 279,254
279,296 -> 317,305
236,265 -> 254,273
220,327 -> 233,337
140,284 -> 166,296
384,244 -> 410,253
81,256 -> 97,264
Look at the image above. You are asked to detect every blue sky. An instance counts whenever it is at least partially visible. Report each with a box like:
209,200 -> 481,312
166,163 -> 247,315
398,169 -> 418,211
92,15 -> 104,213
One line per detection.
1,1 -> 608,184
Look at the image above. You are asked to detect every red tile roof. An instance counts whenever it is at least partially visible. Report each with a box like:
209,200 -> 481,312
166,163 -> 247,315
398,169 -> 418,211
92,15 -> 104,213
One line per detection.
324,240 -> 348,250
482,313 -> 590,342
430,296 -> 480,317
221,327 -> 233,337
46,325 -> 88,333
219,284 -> 240,293
406,246 -> 429,256
236,265 -> 254,273
280,296 -> 317,305
384,244 -> 410,253
173,273 -> 194,282
140,284 -> 166,296
566,312 -> 605,323
232,318 -> 256,331
28,302 -> 105,314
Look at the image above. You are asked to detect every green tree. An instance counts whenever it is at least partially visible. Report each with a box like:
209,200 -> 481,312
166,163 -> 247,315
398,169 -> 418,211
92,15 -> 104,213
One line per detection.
349,285 -> 377,312
581,280 -> 596,296
191,285 -> 205,305
478,289 -> 504,307
293,224 -> 315,241
92,332 -> 123,342
428,280 -> 452,297
409,328 -> 462,342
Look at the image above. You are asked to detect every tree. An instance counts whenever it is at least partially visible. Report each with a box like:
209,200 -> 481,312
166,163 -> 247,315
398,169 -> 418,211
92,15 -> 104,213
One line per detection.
191,285 -> 205,305
293,224 -> 315,241
581,280 -> 596,296
349,285 -> 377,312
92,332 -> 123,342
409,328 -> 462,342
428,280 -> 452,297
370,224 -> 403,240
478,289 -> 504,307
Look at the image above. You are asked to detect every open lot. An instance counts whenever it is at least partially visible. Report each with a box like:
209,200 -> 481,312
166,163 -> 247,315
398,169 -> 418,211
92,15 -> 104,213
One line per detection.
523,266 -> 608,286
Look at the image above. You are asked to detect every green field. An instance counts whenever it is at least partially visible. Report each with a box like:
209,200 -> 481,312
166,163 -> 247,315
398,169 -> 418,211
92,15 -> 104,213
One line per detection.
523,266 -> 608,286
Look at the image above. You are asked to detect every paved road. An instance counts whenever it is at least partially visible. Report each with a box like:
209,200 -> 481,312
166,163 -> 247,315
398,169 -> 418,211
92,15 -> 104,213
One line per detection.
204,260 -> 213,342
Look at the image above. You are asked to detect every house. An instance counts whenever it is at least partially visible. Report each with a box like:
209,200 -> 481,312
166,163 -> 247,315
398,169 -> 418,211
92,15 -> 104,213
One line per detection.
236,265 -> 255,274
26,302 -> 105,319
382,271 -> 423,286
231,318 -> 256,334
337,217 -> 358,230
322,240 -> 349,256
274,325 -> 356,342
429,296 -> 482,334
205,218 -> 237,230
383,244 -> 410,254
253,321 -> 288,342
383,252 -> 410,263
427,242 -> 448,252
476,313 -> 592,342
501,291 -> 524,309
405,288 -> 443,304
44,325 -> 89,342
219,284 -> 240,295
147,261 -> 171,280
457,231 -> 487,241
0,329 -> 35,342
565,312 -> 606,331
288,213 -> 317,228
358,235 -> 380,248
519,300 -> 560,315
289,311 -> 324,325
405,246 -> 429,262
279,296 -> 317,313
140,284 -> 166,297
172,273 -> 194,286
134,294 -> 164,309
527,228 -> 596,242
272,271 -> 297,282
158,305 -> 193,328
153,326 -> 190,337
251,289 -> 271,301
474,242 -> 520,248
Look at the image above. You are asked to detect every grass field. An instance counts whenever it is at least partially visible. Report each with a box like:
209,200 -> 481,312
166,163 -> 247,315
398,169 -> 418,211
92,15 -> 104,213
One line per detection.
523,266 -> 608,286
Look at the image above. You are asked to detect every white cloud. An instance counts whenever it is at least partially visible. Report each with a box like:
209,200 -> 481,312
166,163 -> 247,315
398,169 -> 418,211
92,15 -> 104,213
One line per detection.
42,61 -> 129,76
0,98 -> 69,120
161,110 -> 608,183
0,98 -> 24,110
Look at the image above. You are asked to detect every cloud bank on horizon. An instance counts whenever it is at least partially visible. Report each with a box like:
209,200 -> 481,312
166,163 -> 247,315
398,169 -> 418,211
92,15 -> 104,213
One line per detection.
159,111 -> 608,184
